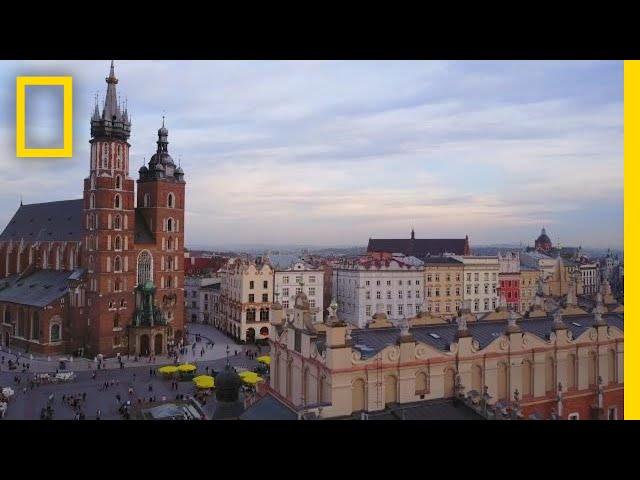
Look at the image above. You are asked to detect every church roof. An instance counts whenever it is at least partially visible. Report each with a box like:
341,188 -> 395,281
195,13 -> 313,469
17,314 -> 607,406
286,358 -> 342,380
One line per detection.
0,269 -> 83,307
0,199 -> 83,242
367,238 -> 468,256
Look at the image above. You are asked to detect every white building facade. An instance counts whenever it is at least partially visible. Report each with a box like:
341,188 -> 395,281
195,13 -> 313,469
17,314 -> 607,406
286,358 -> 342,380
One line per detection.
580,262 -> 599,295
332,254 -> 425,328
185,277 -> 221,324
453,255 -> 500,313
274,261 -> 324,324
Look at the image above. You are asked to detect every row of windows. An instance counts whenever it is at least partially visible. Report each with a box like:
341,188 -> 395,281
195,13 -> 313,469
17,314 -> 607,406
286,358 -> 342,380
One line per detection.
466,272 -> 498,282
427,287 -> 460,297
365,304 -> 423,317
465,284 -> 497,295
248,293 -> 270,303
364,279 -> 420,287
366,290 -> 421,300
282,287 -> 316,297
500,280 -> 520,288
281,299 -> 317,309
426,273 -> 460,282
281,275 -> 316,284
142,192 -> 178,208
249,280 -> 269,289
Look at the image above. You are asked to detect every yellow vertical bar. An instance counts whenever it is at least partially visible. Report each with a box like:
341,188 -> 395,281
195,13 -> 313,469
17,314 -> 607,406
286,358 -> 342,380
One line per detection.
15,77 -> 26,156
63,77 -> 73,156
624,60 -> 638,419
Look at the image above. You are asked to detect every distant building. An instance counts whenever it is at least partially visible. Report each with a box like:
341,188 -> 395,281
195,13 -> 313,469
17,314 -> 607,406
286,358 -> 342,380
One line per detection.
367,229 -> 470,257
453,256 -> 500,313
185,277 -> 220,324
333,252 -> 425,328
519,267 -> 540,313
273,261 -> 324,324
498,252 -> 521,311
534,227 -> 553,252
423,256 -> 464,318
219,258 -> 273,343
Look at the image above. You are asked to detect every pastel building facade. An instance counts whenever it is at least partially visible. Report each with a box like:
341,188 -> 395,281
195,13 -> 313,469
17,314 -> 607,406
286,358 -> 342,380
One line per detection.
273,261 -> 324,324
267,293 -> 624,420
332,253 -> 425,328
454,256 -> 500,313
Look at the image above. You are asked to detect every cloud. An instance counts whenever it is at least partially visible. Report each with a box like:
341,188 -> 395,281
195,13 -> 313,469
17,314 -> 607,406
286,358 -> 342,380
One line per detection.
0,60 -> 623,248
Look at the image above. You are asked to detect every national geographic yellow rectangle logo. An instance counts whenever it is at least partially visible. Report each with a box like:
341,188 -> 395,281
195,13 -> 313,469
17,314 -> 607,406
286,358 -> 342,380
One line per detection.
16,76 -> 72,157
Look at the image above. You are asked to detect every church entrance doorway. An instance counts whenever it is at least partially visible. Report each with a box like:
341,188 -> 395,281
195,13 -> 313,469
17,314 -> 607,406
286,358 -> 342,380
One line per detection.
154,333 -> 163,355
140,334 -> 150,356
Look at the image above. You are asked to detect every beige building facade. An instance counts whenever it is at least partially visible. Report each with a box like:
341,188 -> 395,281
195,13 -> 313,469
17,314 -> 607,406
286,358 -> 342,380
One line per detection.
423,257 -> 464,319
268,291 -> 624,420
220,258 -> 274,343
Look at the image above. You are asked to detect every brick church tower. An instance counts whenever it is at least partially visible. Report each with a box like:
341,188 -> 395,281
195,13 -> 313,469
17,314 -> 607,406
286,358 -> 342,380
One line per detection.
82,61 -> 136,356
133,117 -> 186,355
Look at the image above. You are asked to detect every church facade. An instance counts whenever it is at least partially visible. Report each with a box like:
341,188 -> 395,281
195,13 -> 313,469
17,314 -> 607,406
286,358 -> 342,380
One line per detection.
0,62 -> 186,358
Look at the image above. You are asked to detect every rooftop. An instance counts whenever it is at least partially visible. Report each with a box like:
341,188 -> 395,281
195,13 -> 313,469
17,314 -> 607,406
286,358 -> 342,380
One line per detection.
0,199 -> 83,242
0,269 -> 84,307
348,312 -> 623,359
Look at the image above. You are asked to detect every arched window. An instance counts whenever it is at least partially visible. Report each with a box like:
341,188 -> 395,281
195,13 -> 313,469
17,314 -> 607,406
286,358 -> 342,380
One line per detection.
168,237 -> 174,250
168,193 -> 175,208
114,194 -> 121,209
113,215 -> 121,230
166,276 -> 172,288
114,256 -> 122,272
143,193 -> 150,207
50,322 -> 61,342
260,308 -> 269,321
89,193 -> 95,209
415,371 -> 429,395
114,278 -> 122,292
246,309 -> 256,322
102,142 -> 109,168
566,354 -> 577,390
114,314 -> 120,328
114,236 -> 122,251
115,175 -> 122,189
137,250 -> 153,286
608,349 -> 617,384
167,218 -> 173,232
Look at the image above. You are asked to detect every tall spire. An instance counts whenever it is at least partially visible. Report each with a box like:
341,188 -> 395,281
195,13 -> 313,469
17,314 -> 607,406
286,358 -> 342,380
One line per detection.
92,61 -> 131,141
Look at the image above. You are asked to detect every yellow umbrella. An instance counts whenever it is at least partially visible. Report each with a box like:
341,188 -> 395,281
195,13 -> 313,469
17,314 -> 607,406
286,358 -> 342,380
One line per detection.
257,356 -> 271,365
178,364 -> 197,373
242,374 -> 264,386
193,375 -> 214,389
238,370 -> 257,379
158,365 -> 179,374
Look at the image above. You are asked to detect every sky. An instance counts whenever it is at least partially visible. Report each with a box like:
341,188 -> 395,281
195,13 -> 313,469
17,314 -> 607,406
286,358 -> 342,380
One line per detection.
0,60 -> 623,249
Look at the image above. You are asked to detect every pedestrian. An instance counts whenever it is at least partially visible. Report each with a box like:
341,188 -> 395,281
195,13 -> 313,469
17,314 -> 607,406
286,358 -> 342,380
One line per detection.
150,367 -> 153,378
96,409 -> 101,420
148,384 -> 153,393
116,393 -> 121,403
82,392 -> 87,401
23,386 -> 27,395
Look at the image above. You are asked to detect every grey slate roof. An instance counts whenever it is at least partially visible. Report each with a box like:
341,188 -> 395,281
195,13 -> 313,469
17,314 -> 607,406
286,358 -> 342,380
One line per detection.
0,199 -> 83,242
0,269 -> 82,307
348,313 -> 624,358
422,256 -> 464,265
368,238 -> 467,256
349,398 -> 484,420
239,393 -> 298,420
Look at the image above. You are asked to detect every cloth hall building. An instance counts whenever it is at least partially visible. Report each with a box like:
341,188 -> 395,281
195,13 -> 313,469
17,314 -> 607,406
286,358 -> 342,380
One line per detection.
0,62 -> 186,358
